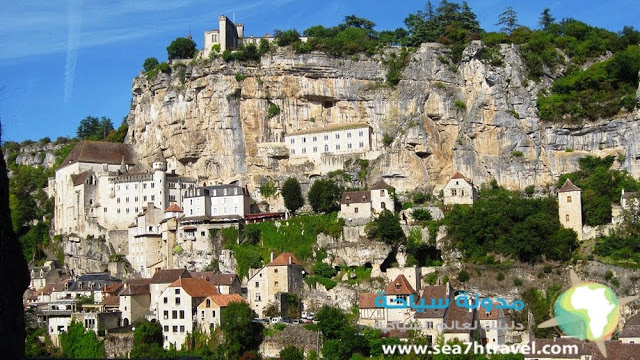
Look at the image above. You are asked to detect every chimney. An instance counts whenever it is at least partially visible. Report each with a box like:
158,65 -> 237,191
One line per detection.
270,252 -> 275,262
289,255 -> 292,265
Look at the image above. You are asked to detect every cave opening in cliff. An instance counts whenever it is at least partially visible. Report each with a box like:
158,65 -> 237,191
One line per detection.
380,251 -> 397,273
323,101 -> 334,109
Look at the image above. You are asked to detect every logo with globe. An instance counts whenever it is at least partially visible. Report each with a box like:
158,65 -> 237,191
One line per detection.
539,270 -> 638,357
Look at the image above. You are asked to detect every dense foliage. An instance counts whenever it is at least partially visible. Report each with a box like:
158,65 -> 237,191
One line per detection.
130,319 -> 166,358
166,37 -> 197,60
444,185 -> 578,263
365,209 -> 405,247
218,213 -> 344,278
281,177 -> 304,214
594,195 -> 640,265
76,116 -> 114,140
558,156 -> 639,226
59,321 -> 105,359
307,179 -> 342,213
143,57 -> 159,72
221,302 -> 263,359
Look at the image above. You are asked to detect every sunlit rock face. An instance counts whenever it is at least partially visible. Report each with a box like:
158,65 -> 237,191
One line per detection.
127,43 -> 640,194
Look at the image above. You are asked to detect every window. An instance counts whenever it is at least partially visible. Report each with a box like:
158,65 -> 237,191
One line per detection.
164,325 -> 169,332
347,143 -> 352,149
175,289 -> 180,294
201,231 -> 205,236
359,141 -> 364,148
302,147 -> 306,154
151,183 -> 155,188
381,202 -> 386,209
313,146 -> 317,153
151,195 -> 155,201
354,207 -> 359,214
179,310 -> 185,319
255,282 -> 259,288
126,208 -> 129,214
144,183 -> 147,189
312,136 -> 317,141
274,281 -> 279,287
380,190 -> 385,196
335,133 -> 340,139
134,196 -> 138,202
180,325 -> 185,332
451,189 -> 457,196
291,149 -> 295,155
427,321 -> 433,329
169,195 -> 176,202
359,130 -> 364,136
324,144 -> 329,152
164,311 -> 169,319
172,326 -> 178,332
566,214 -> 570,222
164,297 -> 168,303
212,310 -> 216,317
143,195 -> 147,201
206,299 -> 211,307
175,297 -> 181,305
336,144 -> 340,150
104,208 -> 107,213
302,137 -> 306,143
567,196 -> 572,203
255,293 -> 261,301
461,189 -> 465,196
290,138 -> 295,144
117,198 -> 121,204
135,207 -> 139,213
149,226 -> 154,232
126,197 -> 129,203
172,310 -> 177,319
347,132 -> 351,138
324,135 -> 329,141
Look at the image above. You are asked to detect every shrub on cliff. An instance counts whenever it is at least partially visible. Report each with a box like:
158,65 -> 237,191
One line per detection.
142,57 -> 159,72
281,177 -> 304,214
167,37 -> 197,60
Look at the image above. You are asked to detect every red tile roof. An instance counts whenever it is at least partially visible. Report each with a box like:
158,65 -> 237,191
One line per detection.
101,296 -> 120,306
341,191 -> 370,204
267,253 -> 302,266
476,304 -> 502,320
385,275 -> 417,295
415,284 -> 451,319
103,283 -> 123,295
359,293 -> 380,309
443,302 -> 473,333
169,278 -> 219,298
450,172 -> 472,184
60,141 -> 136,168
165,203 -> 184,213
210,274 -> 239,286
206,294 -> 245,307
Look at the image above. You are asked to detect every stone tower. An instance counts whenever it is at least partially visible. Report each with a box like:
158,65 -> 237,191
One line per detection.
558,179 -> 583,241
152,150 -> 167,209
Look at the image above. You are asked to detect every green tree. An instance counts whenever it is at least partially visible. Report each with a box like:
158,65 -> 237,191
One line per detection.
307,179 -> 341,213
538,8 -> 555,30
366,209 -> 405,247
59,321 -> 105,359
222,302 -> 263,359
316,305 -> 347,339
76,116 -> 114,140
281,177 -> 304,214
280,345 -> 304,360
105,117 -> 128,143
166,37 -> 197,60
275,29 -> 301,47
143,57 -> 159,72
342,15 -> 376,30
496,6 -> 519,34
130,319 -> 166,358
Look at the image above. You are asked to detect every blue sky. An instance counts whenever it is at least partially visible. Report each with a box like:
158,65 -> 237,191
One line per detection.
0,0 -> 637,142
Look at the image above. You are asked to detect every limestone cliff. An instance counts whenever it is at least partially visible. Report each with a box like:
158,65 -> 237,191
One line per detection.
126,42 -> 640,193
0,127 -> 29,358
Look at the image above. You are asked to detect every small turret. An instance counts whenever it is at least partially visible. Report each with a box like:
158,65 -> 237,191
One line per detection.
152,150 -> 167,172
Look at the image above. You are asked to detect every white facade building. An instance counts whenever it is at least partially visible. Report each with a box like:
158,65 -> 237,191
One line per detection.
285,123 -> 372,160
443,172 -> 477,205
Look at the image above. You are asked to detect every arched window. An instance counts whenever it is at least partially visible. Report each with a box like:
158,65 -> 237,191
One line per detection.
567,196 -> 572,203
566,214 -> 570,222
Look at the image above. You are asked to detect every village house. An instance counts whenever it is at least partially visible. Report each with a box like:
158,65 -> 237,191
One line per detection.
157,277 -> 218,349
247,253 -> 304,318
413,283 -> 453,344
190,272 -> 242,295
119,279 -> 152,327
51,273 -> 121,303
196,293 -> 245,333
29,261 -> 64,291
443,172 -> 477,205
477,303 -> 506,346
620,313 -> 640,344
148,268 -> 192,317
339,179 -> 394,222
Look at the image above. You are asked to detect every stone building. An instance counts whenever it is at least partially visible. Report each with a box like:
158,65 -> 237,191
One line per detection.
443,172 -> 477,205
52,141 -> 196,243
339,179 -> 393,222
182,184 -> 250,219
128,204 -> 165,277
285,123 -> 372,160
196,293 -> 244,333
203,15 -> 245,57
118,280 -> 151,327
620,313 -> 640,344
558,179 -> 583,241
157,277 -> 218,349
247,253 -> 304,318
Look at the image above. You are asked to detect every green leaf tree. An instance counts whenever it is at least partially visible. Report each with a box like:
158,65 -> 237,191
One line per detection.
130,319 -> 166,358
307,179 -> 341,213
59,321 -> 105,359
280,345 -> 304,360
143,57 -> 159,72
222,302 -> 263,359
281,177 -> 304,214
275,29 -> 301,47
166,37 -> 197,60
366,209 -> 405,247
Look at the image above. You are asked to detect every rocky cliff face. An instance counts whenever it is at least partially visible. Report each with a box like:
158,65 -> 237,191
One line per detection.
126,42 -> 640,192
0,129 -> 29,358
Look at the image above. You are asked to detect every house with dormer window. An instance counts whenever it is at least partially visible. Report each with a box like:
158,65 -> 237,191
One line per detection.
443,172 -> 477,205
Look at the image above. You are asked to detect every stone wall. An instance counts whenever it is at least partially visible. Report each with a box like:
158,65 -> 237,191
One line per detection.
104,332 -> 134,358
